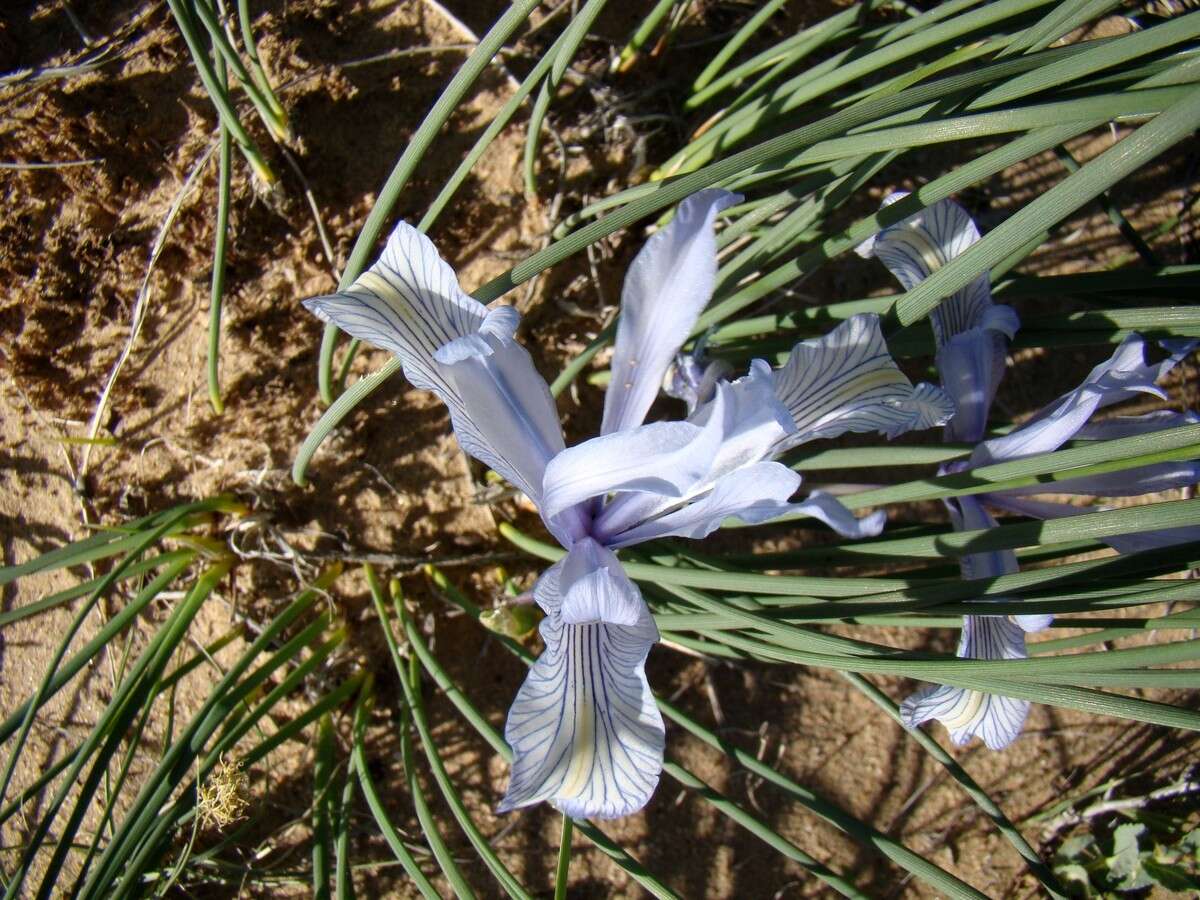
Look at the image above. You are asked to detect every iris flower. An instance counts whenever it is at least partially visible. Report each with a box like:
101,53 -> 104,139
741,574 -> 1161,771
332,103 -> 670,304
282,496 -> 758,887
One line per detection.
304,189 -> 951,817
858,192 -> 1200,749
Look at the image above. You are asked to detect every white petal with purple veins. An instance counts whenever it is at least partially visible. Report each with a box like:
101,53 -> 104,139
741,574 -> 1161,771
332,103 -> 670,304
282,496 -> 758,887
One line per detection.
900,615 -> 1031,750
855,193 -> 1005,349
303,222 -> 520,474
771,314 -> 953,448
901,681 -> 1029,751
602,189 -> 742,435
499,553 -> 663,819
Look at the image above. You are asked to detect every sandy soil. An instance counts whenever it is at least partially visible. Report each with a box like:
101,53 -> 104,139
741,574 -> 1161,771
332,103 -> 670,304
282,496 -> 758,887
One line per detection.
1,1 -> 1198,897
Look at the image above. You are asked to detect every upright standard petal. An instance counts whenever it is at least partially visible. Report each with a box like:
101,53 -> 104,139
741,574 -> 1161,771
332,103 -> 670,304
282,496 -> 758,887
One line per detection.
938,328 -> 1010,443
770,314 -> 953,448
434,306 -> 566,509
601,189 -> 741,435
900,615 -> 1032,751
500,550 -> 663,819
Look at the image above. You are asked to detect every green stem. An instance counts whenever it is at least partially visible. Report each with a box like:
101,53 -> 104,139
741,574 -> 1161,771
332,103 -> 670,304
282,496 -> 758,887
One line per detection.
553,816 -> 573,900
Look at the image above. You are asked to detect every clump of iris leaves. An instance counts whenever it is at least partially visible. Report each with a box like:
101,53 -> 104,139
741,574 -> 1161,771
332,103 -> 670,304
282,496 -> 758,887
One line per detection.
3,0 -> 1200,897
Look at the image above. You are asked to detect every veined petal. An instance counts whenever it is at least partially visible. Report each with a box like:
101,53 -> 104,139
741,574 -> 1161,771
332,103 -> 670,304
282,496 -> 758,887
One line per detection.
901,682 -> 1029,751
605,462 -> 801,547
303,220 -> 484,407
499,555 -> 663,819
435,306 -> 566,507
900,615 -> 1031,750
855,192 -> 981,284
302,223 -> 567,510
855,193 -> 1011,349
771,314 -> 953,448
602,189 -> 741,435
973,335 -> 1183,466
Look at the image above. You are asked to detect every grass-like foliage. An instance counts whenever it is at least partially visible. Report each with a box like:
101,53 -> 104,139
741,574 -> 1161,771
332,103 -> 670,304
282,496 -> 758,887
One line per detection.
6,0 -> 1200,896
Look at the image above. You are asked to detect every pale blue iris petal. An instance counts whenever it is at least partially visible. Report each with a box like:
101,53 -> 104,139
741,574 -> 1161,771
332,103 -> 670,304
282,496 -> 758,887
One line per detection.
787,490 -> 887,539
1074,409 -> 1200,441
900,615 -> 1031,750
557,539 -> 646,627
694,360 -> 797,472
435,306 -> 566,507
541,419 -> 723,524
854,191 -> 979,290
973,336 -> 1177,466
854,194 -> 1019,440
930,276 -> 996,350
855,193 -> 1001,349
937,328 -> 1009,443
302,222 -> 494,450
771,314 -> 953,448
604,462 -> 802,547
1014,613 -> 1054,633
901,682 -> 1030,751
602,189 -> 742,435
593,366 -> 793,540
950,496 -> 1019,582
499,557 -> 663,819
